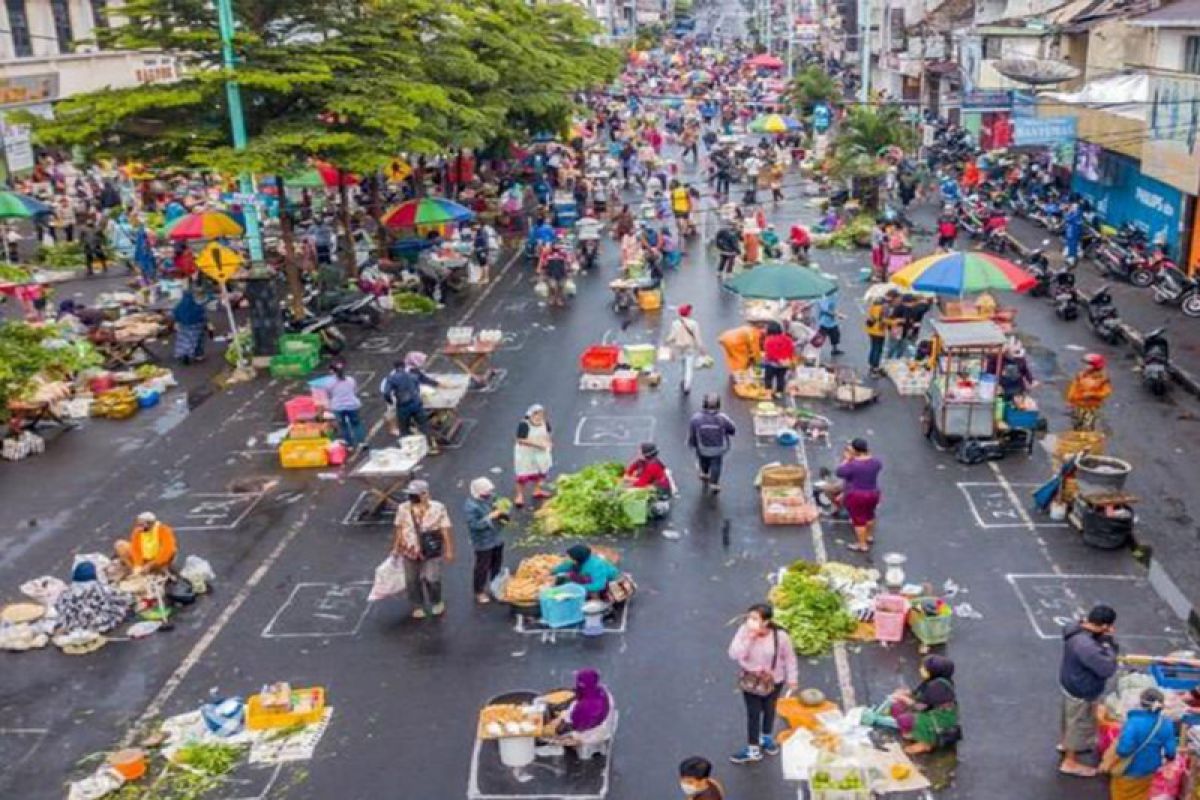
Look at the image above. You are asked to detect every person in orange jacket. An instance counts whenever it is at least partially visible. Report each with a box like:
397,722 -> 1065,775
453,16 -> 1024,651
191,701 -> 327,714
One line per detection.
718,324 -> 764,375
114,512 -> 178,574
1065,353 -> 1113,431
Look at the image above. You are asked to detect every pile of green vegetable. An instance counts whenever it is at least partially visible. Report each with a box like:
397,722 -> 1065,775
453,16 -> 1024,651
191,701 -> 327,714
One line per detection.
768,560 -> 858,656
34,241 -> 85,270
812,214 -> 875,250
0,321 -> 101,421
108,742 -> 247,800
0,264 -> 32,283
391,291 -> 438,314
533,462 -> 651,536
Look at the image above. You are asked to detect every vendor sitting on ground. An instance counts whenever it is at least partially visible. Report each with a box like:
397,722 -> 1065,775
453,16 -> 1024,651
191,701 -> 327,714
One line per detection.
541,668 -> 613,747
624,442 -> 671,493
718,324 -> 764,376
553,544 -> 621,599
887,655 -> 960,755
114,512 -> 177,575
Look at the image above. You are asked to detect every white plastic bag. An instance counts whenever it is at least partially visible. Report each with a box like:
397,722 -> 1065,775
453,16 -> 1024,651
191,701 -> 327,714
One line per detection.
489,567 -> 511,601
562,278 -> 577,297
533,279 -> 550,298
180,555 -> 216,593
368,556 -> 407,601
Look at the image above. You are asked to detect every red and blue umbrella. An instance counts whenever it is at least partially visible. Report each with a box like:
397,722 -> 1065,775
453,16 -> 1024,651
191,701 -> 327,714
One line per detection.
381,198 -> 474,229
892,251 -> 1036,296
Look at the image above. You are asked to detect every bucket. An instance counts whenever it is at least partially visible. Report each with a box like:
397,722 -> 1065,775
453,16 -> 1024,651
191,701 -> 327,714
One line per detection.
327,440 -> 348,466
1075,455 -> 1131,496
108,749 -> 147,781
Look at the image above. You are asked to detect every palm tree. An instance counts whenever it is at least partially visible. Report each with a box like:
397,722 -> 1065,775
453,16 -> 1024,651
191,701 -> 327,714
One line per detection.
830,106 -> 916,210
789,66 -> 839,113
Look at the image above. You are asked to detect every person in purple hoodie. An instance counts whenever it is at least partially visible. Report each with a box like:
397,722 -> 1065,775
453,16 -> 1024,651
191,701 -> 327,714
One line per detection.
1058,604 -> 1119,777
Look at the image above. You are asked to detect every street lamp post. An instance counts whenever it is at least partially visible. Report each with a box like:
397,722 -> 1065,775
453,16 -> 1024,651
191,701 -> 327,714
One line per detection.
216,0 -> 264,266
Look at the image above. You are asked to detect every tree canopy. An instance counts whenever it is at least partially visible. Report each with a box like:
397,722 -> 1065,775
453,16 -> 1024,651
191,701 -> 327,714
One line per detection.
789,66 -> 839,114
33,0 -> 620,176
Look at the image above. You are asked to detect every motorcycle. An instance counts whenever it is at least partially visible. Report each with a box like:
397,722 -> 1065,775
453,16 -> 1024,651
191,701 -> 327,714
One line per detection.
1140,326 -> 1171,397
1029,198 -> 1064,233
957,201 -> 985,240
1151,264 -> 1200,317
1086,285 -> 1124,344
1025,247 -> 1051,298
329,292 -> 383,329
1052,269 -> 1079,320
281,304 -> 348,355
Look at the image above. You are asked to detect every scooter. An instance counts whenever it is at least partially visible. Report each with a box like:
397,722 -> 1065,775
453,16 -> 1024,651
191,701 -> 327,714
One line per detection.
1025,247 -> 1051,298
1086,285 -> 1124,345
1140,326 -> 1171,397
281,304 -> 348,355
1151,264 -> 1200,317
1052,269 -> 1079,320
329,292 -> 383,329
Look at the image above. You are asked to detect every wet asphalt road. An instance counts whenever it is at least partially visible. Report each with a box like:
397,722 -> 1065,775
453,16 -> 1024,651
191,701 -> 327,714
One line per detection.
3,11 -> 1199,800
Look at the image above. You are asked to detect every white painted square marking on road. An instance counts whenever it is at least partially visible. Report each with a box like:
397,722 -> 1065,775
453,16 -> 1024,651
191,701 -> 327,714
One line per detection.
358,331 -> 412,354
174,490 -> 269,531
497,330 -> 530,351
261,582 -> 372,638
341,490 -> 397,527
573,415 -> 656,447
1007,573 -> 1186,642
958,482 -> 1067,529
513,600 -> 630,638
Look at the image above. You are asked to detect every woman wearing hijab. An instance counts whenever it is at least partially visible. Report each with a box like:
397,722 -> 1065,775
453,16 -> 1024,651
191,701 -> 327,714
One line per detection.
463,477 -> 508,604
888,655 -> 960,755
552,544 -> 621,597
54,561 -> 133,635
546,669 -> 613,745
513,404 -> 553,508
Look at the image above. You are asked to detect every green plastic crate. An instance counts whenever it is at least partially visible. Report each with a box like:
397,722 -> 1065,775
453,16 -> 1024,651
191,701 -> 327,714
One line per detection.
620,491 -> 650,526
269,352 -> 318,378
278,333 -> 322,358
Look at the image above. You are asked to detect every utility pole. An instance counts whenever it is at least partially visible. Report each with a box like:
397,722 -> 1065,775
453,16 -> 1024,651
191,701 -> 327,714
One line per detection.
786,0 -> 796,78
858,0 -> 871,104
764,0 -> 773,53
215,0 -> 263,266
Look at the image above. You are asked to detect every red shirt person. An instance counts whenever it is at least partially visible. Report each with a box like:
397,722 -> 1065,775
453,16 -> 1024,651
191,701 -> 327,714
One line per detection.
624,442 -> 670,491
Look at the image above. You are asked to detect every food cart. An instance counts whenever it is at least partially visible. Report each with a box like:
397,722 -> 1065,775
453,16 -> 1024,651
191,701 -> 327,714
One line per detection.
921,320 -> 1033,460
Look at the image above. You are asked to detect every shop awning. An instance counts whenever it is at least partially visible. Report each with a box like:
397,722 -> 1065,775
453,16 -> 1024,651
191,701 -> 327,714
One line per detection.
1132,0 -> 1200,27
1040,72 -> 1149,121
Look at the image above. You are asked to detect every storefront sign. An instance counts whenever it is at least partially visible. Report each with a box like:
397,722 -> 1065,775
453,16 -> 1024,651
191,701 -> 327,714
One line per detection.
1012,116 -> 1076,147
1072,148 -> 1184,256
134,56 -> 178,85
0,74 -> 59,109
1011,91 -> 1036,118
962,90 -> 1012,112
1141,74 -> 1200,196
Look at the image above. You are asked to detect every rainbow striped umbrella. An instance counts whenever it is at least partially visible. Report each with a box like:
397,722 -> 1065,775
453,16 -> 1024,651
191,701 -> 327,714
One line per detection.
165,210 -> 244,241
749,114 -> 801,134
891,251 -> 1036,296
381,198 -> 474,229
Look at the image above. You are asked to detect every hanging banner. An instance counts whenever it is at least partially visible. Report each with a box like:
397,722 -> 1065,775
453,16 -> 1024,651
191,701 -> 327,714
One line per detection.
1012,116 -> 1076,147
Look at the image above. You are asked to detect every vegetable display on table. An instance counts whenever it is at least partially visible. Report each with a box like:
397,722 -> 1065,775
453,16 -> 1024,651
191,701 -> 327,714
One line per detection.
0,321 -> 101,421
533,462 -> 652,536
768,560 -> 858,656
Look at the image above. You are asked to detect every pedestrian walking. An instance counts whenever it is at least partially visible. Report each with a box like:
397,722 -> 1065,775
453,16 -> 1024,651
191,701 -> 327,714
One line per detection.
464,477 -> 507,604
864,291 -> 894,376
665,304 -> 705,394
380,352 -> 442,453
80,219 -> 107,275
1103,688 -> 1177,800
171,289 -> 208,364
328,360 -> 366,450
679,756 -> 725,799
728,603 -> 800,764
836,438 -> 883,553
816,290 -> 845,357
688,394 -> 736,493
761,322 -> 795,398
391,480 -> 455,620
514,404 -> 553,508
1059,605 -> 1119,777
1066,354 -> 1113,432
714,222 -> 741,275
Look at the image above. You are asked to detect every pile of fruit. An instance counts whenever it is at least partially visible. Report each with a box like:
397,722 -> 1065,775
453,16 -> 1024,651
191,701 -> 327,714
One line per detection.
811,770 -> 866,791
92,387 -> 139,419
503,554 -> 566,604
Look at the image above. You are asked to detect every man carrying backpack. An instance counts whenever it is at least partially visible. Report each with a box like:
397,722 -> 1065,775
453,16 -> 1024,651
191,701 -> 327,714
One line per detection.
688,394 -> 737,494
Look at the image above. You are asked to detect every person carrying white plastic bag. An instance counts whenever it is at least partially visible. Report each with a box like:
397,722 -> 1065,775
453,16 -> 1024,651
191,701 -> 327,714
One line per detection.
368,555 -> 407,601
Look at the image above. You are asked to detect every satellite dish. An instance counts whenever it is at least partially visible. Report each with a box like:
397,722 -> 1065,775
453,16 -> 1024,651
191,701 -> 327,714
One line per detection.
993,58 -> 1081,85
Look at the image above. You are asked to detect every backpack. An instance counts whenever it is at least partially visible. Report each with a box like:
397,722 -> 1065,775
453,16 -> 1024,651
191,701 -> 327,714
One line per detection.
694,412 -> 731,457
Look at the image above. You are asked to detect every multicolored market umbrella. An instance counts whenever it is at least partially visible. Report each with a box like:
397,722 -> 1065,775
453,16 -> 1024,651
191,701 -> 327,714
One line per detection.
381,198 -> 475,229
0,191 -> 50,219
165,210 -> 245,241
724,262 -> 837,300
749,114 -> 802,134
747,53 -> 784,70
891,251 -> 1036,296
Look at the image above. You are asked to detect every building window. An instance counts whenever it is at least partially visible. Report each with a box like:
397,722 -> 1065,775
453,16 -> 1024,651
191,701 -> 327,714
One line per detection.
50,0 -> 73,52
90,0 -> 107,30
5,0 -> 32,57
983,36 -> 1002,59
1186,36 -> 1200,75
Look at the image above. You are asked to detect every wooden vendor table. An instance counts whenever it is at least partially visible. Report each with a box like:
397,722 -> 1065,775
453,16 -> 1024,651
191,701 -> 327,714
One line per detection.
440,340 -> 501,390
348,448 -> 424,521
422,374 -> 471,447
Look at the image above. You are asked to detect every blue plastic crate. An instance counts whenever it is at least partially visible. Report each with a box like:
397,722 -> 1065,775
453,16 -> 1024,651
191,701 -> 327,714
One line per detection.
1150,663 -> 1200,690
539,583 -> 586,628
1004,407 -> 1041,430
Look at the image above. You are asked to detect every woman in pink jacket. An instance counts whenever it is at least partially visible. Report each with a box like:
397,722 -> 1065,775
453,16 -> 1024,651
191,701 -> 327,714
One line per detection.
728,603 -> 800,764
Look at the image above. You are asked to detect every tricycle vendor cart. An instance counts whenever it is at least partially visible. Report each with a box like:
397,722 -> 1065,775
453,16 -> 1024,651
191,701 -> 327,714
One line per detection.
922,320 -> 1028,459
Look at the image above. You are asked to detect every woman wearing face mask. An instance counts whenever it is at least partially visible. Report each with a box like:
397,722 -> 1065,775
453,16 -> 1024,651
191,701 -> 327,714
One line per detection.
728,603 -> 800,764
678,756 -> 724,798
391,480 -> 455,620
887,654 -> 960,755
463,477 -> 508,604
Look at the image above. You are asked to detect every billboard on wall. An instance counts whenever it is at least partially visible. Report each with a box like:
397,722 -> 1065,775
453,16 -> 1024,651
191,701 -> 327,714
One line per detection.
1013,116 -> 1077,147
1072,148 -> 1184,257
1141,74 -> 1200,196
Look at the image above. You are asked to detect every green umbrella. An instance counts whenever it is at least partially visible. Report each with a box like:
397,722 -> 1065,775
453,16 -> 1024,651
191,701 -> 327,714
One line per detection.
724,262 -> 837,300
0,191 -> 49,219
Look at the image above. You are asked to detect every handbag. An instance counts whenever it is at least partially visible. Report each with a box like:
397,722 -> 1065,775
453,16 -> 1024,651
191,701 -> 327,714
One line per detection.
412,508 -> 445,560
737,630 -> 779,697
1100,715 -> 1165,776
810,331 -> 827,348
607,573 -> 637,603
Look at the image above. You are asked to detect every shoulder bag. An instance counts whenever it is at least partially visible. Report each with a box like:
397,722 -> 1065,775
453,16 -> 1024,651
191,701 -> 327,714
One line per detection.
1100,715 -> 1165,776
737,630 -> 779,697
413,507 -> 445,560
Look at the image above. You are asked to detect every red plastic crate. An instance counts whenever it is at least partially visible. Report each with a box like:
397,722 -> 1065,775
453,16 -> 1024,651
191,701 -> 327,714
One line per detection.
580,345 -> 621,374
611,371 -> 639,394
874,594 -> 908,643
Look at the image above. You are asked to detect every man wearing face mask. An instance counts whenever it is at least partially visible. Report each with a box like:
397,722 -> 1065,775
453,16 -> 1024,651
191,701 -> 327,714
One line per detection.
391,480 -> 455,620
678,756 -> 724,798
